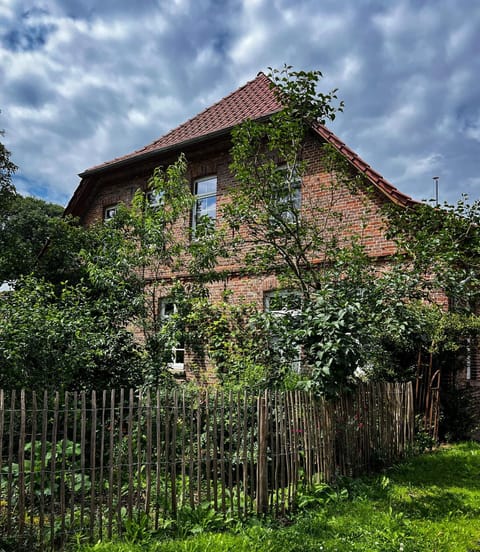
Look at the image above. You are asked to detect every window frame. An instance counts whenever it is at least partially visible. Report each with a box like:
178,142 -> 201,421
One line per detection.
103,204 -> 118,222
159,298 -> 185,373
146,190 -> 164,209
274,165 -> 302,224
264,289 -> 302,373
191,175 -> 217,230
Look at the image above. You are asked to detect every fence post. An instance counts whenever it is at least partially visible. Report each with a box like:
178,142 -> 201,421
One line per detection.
256,390 -> 268,514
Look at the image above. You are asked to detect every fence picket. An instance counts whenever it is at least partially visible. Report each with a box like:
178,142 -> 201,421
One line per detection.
0,384 -> 416,548
17,390 -> 26,540
107,390 -> 115,539
98,390 -> 107,541
89,391 -> 97,542
28,392 -> 37,546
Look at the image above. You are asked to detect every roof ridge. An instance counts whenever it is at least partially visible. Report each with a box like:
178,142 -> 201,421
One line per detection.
66,72 -> 417,217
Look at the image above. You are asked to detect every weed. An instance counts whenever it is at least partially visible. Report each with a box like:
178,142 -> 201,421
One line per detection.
74,443 -> 480,552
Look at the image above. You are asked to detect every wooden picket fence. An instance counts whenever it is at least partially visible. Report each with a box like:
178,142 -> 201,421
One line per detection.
0,382 -> 414,550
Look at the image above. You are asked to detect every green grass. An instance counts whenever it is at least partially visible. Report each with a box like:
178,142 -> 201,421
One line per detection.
76,442 -> 480,552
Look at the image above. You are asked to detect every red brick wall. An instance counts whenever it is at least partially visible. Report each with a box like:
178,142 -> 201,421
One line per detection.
82,134 -> 397,264
79,133 -> 401,379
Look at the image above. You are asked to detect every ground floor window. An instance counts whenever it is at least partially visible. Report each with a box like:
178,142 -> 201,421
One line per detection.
159,298 -> 185,372
264,290 -> 302,373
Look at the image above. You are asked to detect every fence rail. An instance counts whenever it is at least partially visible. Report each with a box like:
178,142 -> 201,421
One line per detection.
0,382 -> 414,549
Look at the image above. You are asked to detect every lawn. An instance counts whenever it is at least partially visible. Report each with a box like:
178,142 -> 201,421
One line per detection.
76,442 -> 480,552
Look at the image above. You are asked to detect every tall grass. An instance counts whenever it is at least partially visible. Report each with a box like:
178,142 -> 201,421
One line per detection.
75,442 -> 480,552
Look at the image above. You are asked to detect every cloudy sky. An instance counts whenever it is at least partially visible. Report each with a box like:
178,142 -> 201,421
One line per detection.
0,0 -> 479,207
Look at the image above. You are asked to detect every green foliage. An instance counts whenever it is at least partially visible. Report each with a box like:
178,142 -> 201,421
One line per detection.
75,443 -> 480,552
3,67 -> 479,398
227,67 -> 349,296
82,154 -> 231,384
295,481 -> 349,510
1,439 -> 91,499
385,196 -> 480,353
0,276 -> 146,390
0,121 -> 17,202
386,196 -> 480,310
439,385 -> 478,442
175,503 -> 229,537
223,65 -> 430,393
177,293 -> 300,390
0,194 -> 91,287
412,415 -> 437,454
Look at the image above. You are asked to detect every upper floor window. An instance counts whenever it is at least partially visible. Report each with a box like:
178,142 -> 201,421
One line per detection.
103,204 -> 118,221
146,190 -> 164,209
275,166 -> 301,223
192,176 -> 217,229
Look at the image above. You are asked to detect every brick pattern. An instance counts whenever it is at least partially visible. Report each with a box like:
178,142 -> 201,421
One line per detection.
83,134 -> 397,263
79,132 -> 406,379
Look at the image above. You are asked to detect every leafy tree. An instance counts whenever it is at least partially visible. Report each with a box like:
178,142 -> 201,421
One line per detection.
0,120 -> 17,204
0,194 -> 91,286
0,276 -> 147,390
0,121 -> 90,288
227,66 -> 350,296
97,65 -> 442,395
83,154 -> 231,383
222,66 -> 420,394
386,196 -> 480,311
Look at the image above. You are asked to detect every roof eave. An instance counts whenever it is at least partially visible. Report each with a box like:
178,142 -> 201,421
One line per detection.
79,110 -> 281,178
311,123 -> 419,208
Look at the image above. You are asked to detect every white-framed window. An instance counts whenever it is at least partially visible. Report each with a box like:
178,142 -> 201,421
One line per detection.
264,289 -> 302,315
466,337 -> 472,380
192,176 -> 217,229
275,166 -> 301,223
146,190 -> 164,209
264,289 -> 302,372
159,298 -> 185,372
103,204 -> 118,221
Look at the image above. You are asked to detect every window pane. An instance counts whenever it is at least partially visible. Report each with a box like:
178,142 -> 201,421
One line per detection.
195,195 -> 217,220
104,205 -> 118,220
147,190 -> 164,207
174,348 -> 185,365
195,177 -> 217,196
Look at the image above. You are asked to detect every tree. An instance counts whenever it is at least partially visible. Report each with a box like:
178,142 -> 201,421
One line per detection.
386,197 -> 480,311
227,66 -> 349,297
0,122 -> 17,222
82,153 -> 231,383
0,276 -> 147,390
0,194 -> 91,286
0,121 -> 90,288
89,65 -> 436,395
222,66 -> 421,394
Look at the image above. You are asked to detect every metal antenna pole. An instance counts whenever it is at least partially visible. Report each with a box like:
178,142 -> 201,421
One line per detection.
432,176 -> 439,206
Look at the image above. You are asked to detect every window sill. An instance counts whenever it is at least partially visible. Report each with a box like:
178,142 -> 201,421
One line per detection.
168,366 -> 186,377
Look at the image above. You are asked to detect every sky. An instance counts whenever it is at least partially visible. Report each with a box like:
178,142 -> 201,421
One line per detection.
0,0 -> 479,207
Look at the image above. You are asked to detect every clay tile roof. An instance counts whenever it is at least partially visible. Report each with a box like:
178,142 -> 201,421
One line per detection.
312,122 -> 417,207
67,71 -> 416,217
81,72 -> 281,176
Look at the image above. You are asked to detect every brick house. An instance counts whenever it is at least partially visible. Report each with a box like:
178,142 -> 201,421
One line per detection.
64,72 -> 479,400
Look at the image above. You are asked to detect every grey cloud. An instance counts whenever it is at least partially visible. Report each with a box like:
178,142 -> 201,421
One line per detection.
5,75 -> 54,108
0,0 -> 479,206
